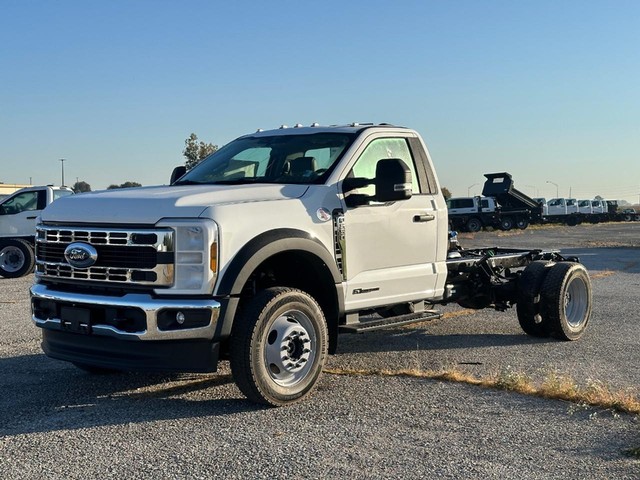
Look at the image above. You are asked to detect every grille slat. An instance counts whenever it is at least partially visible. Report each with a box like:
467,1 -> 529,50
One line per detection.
35,225 -> 174,287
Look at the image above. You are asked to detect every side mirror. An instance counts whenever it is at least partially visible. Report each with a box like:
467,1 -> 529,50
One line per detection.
170,166 -> 187,185
375,158 -> 412,202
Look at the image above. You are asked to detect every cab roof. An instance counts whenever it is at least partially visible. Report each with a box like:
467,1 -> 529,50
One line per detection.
240,123 -> 409,139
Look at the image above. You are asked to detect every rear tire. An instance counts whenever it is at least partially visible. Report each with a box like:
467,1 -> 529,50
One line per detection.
516,261 -> 553,337
515,217 -> 529,230
230,287 -> 328,406
540,262 -> 592,340
0,239 -> 35,278
566,216 -> 579,227
500,217 -> 514,231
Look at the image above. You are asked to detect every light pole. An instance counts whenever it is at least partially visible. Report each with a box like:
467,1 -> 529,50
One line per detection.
546,180 -> 559,198
59,158 -> 66,186
467,183 -> 479,196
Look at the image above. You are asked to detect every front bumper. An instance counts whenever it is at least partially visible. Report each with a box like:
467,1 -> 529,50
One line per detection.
30,283 -> 222,372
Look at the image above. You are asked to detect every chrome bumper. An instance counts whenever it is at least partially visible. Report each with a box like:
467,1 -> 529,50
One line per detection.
30,283 -> 220,341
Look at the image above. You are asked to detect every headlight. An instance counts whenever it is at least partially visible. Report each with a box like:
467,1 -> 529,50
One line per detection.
156,218 -> 218,294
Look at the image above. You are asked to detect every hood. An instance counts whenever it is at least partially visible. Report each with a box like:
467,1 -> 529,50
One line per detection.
41,184 -> 309,224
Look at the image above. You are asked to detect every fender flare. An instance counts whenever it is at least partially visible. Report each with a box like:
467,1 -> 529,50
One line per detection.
215,229 -> 344,348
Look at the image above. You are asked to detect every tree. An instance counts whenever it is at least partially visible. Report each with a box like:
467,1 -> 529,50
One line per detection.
107,181 -> 142,189
72,181 -> 91,193
183,133 -> 217,170
441,187 -> 452,200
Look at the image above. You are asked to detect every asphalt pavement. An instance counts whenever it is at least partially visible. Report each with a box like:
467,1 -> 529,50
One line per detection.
1,223 -> 639,479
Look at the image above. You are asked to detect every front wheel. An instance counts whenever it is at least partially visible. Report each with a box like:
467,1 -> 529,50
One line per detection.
540,262 -> 592,340
230,287 -> 328,406
466,217 -> 482,232
0,239 -> 35,278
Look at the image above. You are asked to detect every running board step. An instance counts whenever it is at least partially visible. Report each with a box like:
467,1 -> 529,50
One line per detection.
339,310 -> 442,333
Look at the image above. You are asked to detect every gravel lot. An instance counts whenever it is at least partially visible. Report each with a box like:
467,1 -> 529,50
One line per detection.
1,223 -> 638,479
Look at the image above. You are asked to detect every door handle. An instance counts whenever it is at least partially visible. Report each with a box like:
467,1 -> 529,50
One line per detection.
27,216 -> 37,219
413,214 -> 435,223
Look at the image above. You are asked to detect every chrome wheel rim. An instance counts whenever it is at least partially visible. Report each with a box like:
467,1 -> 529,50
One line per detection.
0,246 -> 25,273
264,309 -> 316,387
565,277 -> 589,329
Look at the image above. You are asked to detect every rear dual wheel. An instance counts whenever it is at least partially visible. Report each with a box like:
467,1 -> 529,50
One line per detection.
516,261 -> 553,337
500,217 -> 514,231
540,262 -> 592,340
517,261 -> 591,340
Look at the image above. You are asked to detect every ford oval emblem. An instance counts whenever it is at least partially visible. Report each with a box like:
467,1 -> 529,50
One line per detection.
64,242 -> 98,268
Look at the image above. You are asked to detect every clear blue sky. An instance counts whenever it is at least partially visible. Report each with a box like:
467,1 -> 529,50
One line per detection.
1,1 -> 639,203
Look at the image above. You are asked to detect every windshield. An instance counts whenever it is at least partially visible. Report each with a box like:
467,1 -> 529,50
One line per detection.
176,132 -> 356,186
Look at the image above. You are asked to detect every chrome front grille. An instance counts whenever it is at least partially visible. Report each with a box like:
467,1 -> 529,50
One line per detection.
35,225 -> 175,286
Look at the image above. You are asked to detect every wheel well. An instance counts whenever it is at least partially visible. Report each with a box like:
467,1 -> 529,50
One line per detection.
237,250 -> 341,354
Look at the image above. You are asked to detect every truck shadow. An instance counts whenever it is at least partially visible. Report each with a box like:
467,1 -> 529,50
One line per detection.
0,353 -> 260,437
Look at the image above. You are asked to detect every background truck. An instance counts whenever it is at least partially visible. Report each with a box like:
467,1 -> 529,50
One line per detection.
447,172 -> 542,231
30,124 -> 592,406
0,185 -> 73,278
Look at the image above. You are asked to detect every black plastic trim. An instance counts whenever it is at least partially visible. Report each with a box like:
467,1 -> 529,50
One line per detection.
42,329 -> 220,373
217,228 -> 342,296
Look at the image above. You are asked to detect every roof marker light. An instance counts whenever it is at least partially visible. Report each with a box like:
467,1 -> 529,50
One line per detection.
256,128 -> 263,132
310,122 -> 319,127
294,123 -> 303,128
279,125 -> 288,129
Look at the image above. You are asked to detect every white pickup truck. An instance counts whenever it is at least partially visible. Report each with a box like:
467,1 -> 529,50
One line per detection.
30,124 -> 592,406
0,185 -> 73,277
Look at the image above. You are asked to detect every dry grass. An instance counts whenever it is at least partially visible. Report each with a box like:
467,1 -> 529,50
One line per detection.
323,366 -> 640,415
590,271 -> 616,279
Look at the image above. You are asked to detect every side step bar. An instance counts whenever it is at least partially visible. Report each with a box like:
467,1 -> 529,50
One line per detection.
339,310 -> 442,334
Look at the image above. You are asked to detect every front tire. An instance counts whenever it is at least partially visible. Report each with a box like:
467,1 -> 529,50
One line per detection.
466,217 -> 482,233
0,239 -> 35,278
230,287 -> 328,406
540,262 -> 592,340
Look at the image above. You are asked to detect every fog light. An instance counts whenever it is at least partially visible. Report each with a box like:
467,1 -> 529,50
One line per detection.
176,311 -> 186,325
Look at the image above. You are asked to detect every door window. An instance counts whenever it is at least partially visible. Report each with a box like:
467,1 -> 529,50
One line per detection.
350,138 -> 420,197
0,191 -> 39,215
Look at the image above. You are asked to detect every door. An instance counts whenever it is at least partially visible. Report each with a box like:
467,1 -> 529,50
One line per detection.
0,190 -> 43,236
340,136 -> 444,311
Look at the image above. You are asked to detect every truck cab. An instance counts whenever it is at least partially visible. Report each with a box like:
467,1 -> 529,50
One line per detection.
0,185 -> 74,277
565,198 -> 578,214
30,124 -> 450,404
533,198 -> 548,216
577,200 -> 593,214
547,198 -> 568,216
446,196 -> 496,215
591,200 -> 606,214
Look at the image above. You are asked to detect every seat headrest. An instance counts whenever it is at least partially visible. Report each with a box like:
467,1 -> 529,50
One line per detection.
289,156 -> 317,175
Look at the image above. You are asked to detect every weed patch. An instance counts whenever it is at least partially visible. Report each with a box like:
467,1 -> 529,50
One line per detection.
323,366 -> 640,415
